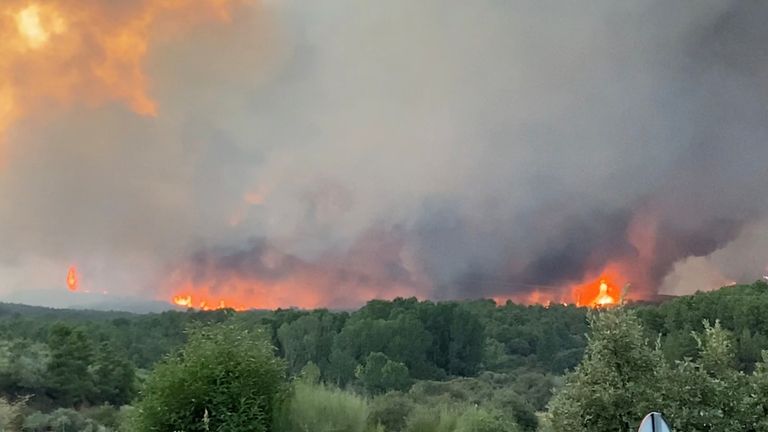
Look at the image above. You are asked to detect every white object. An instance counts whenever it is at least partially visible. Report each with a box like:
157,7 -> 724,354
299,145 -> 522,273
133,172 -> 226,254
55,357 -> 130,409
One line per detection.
638,412 -> 671,432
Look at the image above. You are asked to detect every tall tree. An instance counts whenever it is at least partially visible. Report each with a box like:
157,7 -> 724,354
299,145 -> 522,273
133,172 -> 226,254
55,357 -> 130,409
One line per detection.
92,341 -> 137,406
46,325 -> 96,406
547,308 -> 664,432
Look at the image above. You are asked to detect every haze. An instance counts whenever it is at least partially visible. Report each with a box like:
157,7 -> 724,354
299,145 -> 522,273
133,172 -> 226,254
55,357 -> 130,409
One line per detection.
1,0 -> 766,309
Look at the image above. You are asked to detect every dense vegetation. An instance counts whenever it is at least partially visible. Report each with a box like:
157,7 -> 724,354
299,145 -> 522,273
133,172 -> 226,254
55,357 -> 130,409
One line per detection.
0,280 -> 767,430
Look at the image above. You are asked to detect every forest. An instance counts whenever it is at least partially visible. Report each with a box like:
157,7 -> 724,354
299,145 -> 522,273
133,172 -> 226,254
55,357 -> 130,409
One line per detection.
1,280 -> 768,431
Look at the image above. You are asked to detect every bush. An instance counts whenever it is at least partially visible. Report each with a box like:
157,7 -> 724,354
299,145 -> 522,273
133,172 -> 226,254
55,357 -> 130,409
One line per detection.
404,405 -> 460,432
23,408 -> 101,432
275,382 -> 368,432
368,391 -> 414,432
82,405 -> 121,430
456,408 -> 518,432
133,323 -> 286,432
0,397 -> 25,431
22,411 -> 50,432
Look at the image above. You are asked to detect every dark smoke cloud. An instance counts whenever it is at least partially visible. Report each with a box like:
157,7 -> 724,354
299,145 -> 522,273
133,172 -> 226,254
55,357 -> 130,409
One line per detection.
1,0 -> 767,306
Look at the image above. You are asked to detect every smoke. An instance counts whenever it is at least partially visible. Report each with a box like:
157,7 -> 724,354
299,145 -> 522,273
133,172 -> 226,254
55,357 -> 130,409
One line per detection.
1,0 -> 767,307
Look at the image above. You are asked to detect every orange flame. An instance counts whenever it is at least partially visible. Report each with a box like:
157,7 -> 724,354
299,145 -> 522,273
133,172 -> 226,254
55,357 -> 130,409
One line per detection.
172,294 -> 192,307
172,293 -> 234,310
0,0 -> 248,157
165,266 -> 427,311
492,267 -> 627,308
573,272 -> 623,307
66,266 -> 78,291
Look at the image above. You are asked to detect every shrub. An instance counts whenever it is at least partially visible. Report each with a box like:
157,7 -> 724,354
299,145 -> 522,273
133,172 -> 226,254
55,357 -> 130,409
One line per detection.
403,405 -> 460,432
32,408 -> 109,432
0,397 -> 26,431
82,405 -> 121,429
368,391 -> 414,432
456,408 -> 518,432
133,323 -> 286,432
275,382 -> 368,432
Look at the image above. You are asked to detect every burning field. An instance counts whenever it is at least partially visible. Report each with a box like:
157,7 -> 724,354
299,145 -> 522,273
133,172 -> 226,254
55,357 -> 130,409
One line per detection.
1,1 -> 768,310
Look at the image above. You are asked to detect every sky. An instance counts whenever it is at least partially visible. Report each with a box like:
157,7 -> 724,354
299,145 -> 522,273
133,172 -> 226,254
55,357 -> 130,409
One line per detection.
0,0 -> 766,309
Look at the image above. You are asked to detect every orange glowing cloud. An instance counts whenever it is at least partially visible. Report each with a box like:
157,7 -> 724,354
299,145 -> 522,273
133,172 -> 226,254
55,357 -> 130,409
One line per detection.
0,0 -> 248,156
164,231 -> 432,310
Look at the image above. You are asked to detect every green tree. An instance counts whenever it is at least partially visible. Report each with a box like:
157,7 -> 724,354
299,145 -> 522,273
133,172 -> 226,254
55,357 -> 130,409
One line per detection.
133,323 -> 286,432
92,341 -> 137,406
745,351 -> 768,431
277,311 -> 340,376
659,321 -> 747,431
547,308 -> 664,432
356,352 -> 410,395
46,325 -> 96,406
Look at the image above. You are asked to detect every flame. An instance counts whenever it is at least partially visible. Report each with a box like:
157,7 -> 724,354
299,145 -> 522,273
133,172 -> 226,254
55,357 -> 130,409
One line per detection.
66,266 -> 78,291
0,0 -> 248,156
172,292 -> 236,310
165,260 -> 426,311
165,231 -> 431,310
491,267 -> 627,308
172,294 -> 192,307
573,272 -> 623,307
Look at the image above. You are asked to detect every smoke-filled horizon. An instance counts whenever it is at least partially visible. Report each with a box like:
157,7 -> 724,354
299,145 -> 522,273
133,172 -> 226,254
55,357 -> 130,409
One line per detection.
1,0 -> 767,308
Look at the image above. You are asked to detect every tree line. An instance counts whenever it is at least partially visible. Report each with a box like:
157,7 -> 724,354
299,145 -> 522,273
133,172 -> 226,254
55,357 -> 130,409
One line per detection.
0,280 -> 767,430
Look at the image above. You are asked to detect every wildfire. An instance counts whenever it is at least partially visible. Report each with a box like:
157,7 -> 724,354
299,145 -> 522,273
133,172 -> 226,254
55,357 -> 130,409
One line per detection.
0,0 -> 248,155
172,294 -> 231,310
574,274 -> 623,308
66,266 -> 78,291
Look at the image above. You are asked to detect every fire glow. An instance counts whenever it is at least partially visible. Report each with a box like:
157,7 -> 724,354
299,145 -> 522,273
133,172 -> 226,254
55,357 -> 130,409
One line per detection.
172,295 -> 228,310
493,271 -> 626,308
574,276 -> 621,307
0,0 -> 246,155
66,266 -> 78,292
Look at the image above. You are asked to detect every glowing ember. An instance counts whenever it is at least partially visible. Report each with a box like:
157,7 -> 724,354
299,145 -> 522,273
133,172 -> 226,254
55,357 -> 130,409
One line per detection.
66,266 -> 78,291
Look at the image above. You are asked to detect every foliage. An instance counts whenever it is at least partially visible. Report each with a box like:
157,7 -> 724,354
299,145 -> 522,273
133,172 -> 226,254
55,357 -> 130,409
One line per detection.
403,405 -> 460,432
0,396 -> 25,431
547,308 -> 665,432
547,298 -> 768,432
92,342 -> 137,406
22,407 -> 108,432
3,281 -> 768,430
455,407 -> 519,432
274,382 -> 369,432
46,325 -> 98,406
368,392 -> 414,432
659,321 -> 748,431
356,352 -> 411,395
133,323 -> 286,432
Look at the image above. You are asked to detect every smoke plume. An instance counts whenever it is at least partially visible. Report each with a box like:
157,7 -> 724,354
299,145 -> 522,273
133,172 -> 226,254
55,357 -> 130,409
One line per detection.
1,0 -> 767,308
